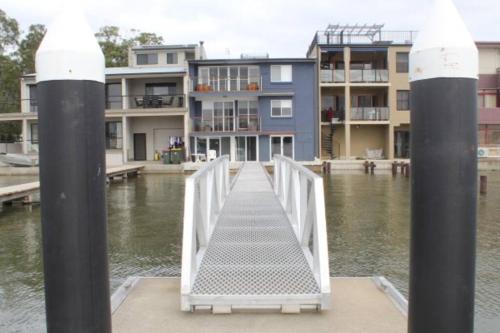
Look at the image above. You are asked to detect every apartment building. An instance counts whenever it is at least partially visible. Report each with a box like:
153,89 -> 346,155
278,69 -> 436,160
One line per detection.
307,24 -> 416,160
187,57 -> 318,162
1,42 -> 206,164
477,42 -> 500,153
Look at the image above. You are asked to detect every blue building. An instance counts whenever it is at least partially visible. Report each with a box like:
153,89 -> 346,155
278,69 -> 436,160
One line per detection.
188,58 -> 318,161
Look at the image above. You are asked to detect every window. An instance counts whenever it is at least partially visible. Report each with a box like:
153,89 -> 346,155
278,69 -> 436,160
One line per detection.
238,100 -> 258,130
166,52 -> 178,64
105,83 -> 122,109
145,83 -> 176,96
396,52 -> 409,73
270,136 -> 294,159
185,52 -> 195,61
105,122 -> 123,149
30,123 -> 39,144
28,85 -> 37,112
271,100 -> 293,117
136,53 -> 158,65
270,65 -> 292,82
397,91 -> 410,110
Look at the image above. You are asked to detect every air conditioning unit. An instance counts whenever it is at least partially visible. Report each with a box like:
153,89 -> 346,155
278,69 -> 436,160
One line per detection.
478,147 -> 489,158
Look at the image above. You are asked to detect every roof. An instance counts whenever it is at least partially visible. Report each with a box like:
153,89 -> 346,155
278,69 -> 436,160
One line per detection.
105,66 -> 186,76
188,58 -> 315,65
476,41 -> 500,48
132,44 -> 198,51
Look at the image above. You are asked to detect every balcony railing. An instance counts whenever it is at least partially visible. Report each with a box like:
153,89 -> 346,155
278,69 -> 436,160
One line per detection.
320,70 -> 345,83
350,69 -> 388,83
190,76 -> 262,93
192,115 -> 261,133
128,94 -> 185,109
351,107 -> 389,121
321,109 -> 345,123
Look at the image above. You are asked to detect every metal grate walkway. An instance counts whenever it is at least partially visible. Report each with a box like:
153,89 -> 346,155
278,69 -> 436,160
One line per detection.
191,163 -> 320,298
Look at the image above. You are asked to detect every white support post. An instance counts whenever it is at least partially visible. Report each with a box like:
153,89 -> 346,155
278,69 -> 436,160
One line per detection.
122,115 -> 128,164
22,119 -> 28,154
121,78 -> 128,109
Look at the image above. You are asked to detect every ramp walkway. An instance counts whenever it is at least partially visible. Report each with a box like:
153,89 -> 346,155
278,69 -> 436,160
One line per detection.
181,156 -> 330,312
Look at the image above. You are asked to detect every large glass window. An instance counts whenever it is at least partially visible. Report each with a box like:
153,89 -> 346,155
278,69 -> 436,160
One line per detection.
396,52 -> 409,73
238,100 -> 258,130
397,90 -> 410,110
201,101 -> 235,132
271,99 -> 293,117
30,123 -> 39,143
197,66 -> 260,91
145,83 -> 176,96
105,83 -> 122,109
137,53 -> 158,65
270,65 -> 292,82
105,122 -> 123,149
166,52 -> 178,64
28,85 -> 37,112
270,136 -> 294,159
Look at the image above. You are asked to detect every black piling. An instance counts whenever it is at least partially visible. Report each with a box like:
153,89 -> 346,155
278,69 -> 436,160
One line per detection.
408,1 -> 478,332
35,8 -> 111,333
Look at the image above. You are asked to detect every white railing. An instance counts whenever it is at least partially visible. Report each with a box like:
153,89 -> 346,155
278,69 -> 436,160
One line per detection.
273,155 -> 331,308
180,155 -> 231,311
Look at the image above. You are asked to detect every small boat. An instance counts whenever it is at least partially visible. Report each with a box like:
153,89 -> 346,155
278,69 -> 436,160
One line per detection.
0,153 -> 39,167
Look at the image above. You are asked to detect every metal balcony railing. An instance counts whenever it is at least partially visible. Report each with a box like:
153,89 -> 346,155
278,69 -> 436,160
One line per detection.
192,115 -> 261,133
190,76 -> 262,93
128,94 -> 185,109
350,69 -> 388,83
320,69 -> 345,83
350,107 -> 389,121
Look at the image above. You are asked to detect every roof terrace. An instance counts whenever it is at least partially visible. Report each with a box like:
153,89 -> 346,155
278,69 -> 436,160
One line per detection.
308,24 -> 417,55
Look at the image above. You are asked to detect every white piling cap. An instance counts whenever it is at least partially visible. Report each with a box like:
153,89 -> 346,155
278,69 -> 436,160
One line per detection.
36,5 -> 104,83
409,0 -> 478,82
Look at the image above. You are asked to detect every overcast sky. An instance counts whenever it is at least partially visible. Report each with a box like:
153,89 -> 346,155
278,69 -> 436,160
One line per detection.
2,0 -> 500,58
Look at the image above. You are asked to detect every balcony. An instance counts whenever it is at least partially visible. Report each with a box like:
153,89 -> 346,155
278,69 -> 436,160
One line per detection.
127,94 -> 185,109
190,76 -> 262,93
321,109 -> 345,123
351,107 -> 389,121
350,69 -> 388,83
105,94 -> 186,110
192,115 -> 261,133
320,70 -> 345,83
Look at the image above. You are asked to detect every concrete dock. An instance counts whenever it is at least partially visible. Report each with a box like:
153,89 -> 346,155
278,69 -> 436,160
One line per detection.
112,277 -> 407,333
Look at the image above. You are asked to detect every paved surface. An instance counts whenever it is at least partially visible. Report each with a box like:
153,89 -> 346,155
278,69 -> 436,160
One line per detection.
191,163 -> 319,297
112,277 -> 407,333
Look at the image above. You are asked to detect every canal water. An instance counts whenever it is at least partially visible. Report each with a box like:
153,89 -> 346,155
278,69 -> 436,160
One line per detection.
0,172 -> 498,332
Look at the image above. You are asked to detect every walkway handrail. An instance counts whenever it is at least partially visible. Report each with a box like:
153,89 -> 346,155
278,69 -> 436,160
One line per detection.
180,155 -> 231,310
273,155 -> 331,307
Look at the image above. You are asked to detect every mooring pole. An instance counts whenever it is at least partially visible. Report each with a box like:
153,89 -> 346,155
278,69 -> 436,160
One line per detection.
36,7 -> 111,333
408,0 -> 478,332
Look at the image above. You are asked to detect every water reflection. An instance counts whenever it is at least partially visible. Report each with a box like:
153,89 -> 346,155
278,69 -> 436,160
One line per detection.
0,172 -> 498,332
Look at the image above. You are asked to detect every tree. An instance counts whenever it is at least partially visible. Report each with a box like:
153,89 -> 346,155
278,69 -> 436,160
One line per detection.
95,26 -> 129,67
130,31 -> 164,47
0,9 -> 19,55
17,24 -> 46,74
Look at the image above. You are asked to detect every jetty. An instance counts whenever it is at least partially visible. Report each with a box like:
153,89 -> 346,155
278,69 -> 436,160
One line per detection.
0,164 -> 144,205
111,155 -> 408,332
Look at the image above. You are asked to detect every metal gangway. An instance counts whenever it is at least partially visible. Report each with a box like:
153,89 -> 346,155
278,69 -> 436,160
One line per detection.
181,156 -> 330,313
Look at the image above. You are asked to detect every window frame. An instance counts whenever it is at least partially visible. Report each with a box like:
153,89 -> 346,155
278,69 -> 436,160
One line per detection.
397,90 -> 411,111
270,99 -> 293,118
136,53 -> 158,65
396,52 -> 409,73
105,121 -> 123,149
166,52 -> 178,65
270,65 -> 293,83
269,135 -> 294,160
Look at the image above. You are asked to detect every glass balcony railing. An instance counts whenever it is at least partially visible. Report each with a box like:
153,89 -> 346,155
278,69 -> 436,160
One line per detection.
350,69 -> 389,83
192,115 -> 261,133
320,70 -> 345,83
190,76 -> 262,93
350,107 -> 389,121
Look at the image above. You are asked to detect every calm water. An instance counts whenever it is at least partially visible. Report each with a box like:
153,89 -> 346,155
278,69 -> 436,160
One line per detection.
0,172 -> 499,332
